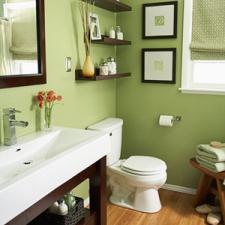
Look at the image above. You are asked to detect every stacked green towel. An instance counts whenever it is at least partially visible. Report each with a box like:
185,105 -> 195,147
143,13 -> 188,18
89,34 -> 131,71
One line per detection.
196,144 -> 225,173
197,144 -> 225,162
196,155 -> 225,173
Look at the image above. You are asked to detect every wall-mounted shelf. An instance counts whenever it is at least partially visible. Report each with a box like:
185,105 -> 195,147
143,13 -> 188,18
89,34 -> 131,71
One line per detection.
92,36 -> 131,45
75,70 -> 131,81
79,1 -> 132,83
86,0 -> 132,12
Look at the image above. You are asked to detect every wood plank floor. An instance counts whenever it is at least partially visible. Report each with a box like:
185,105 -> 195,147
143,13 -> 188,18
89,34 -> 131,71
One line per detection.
107,189 -> 207,225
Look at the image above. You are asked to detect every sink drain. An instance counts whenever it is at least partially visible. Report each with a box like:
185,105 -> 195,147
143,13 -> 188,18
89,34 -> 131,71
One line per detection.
23,160 -> 33,165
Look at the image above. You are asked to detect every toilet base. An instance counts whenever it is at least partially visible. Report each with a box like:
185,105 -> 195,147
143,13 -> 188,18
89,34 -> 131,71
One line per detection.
107,160 -> 166,213
134,188 -> 161,213
109,187 -> 162,213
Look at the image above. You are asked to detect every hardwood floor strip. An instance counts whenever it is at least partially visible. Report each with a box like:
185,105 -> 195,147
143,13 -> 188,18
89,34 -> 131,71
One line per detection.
107,189 -> 208,225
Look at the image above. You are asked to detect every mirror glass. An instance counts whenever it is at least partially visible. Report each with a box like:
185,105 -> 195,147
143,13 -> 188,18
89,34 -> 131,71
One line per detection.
0,0 -> 39,76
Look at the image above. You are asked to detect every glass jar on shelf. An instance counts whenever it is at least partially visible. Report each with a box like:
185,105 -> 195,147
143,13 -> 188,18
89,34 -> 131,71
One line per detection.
116,26 -> 123,40
109,27 -> 116,39
107,57 -> 117,75
99,61 -> 109,76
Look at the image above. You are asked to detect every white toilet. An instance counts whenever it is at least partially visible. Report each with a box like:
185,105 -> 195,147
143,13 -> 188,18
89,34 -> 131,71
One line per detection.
88,118 -> 167,213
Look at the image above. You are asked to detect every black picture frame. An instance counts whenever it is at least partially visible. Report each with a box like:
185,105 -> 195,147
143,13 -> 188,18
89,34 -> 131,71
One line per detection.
142,48 -> 176,84
143,1 -> 178,39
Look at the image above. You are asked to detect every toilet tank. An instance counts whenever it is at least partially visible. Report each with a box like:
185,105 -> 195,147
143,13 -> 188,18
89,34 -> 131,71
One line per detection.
87,118 -> 123,165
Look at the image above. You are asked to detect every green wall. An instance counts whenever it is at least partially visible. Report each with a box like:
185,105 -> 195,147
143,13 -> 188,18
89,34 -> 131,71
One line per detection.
0,0 -> 4,17
0,0 -> 116,198
117,0 -> 225,188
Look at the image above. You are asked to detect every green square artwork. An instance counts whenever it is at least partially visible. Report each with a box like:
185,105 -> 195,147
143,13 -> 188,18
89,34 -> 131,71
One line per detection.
155,16 -> 165,26
154,60 -> 164,71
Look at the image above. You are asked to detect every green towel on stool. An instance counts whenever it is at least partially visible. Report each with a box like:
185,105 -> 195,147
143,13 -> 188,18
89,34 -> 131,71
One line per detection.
196,144 -> 225,162
195,155 -> 222,164
196,155 -> 225,173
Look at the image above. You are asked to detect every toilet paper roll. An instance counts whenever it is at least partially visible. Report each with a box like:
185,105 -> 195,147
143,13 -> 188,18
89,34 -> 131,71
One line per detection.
159,115 -> 174,127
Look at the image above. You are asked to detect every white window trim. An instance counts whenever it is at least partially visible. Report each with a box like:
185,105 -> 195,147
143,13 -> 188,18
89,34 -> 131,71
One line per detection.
180,0 -> 225,95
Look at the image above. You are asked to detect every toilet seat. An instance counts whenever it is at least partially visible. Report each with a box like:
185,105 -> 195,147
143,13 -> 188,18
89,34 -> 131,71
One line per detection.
121,156 -> 167,176
108,159 -> 167,188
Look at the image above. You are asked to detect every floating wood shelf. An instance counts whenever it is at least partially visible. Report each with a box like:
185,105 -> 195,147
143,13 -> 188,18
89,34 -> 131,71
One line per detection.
84,0 -> 132,12
92,36 -> 131,45
75,70 -> 131,81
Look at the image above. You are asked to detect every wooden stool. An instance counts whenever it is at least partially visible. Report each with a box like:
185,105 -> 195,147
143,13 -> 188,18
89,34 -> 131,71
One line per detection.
190,158 -> 225,225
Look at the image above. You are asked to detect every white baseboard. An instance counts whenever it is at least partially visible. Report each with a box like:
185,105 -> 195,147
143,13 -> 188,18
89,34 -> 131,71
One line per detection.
163,183 -> 196,195
84,197 -> 90,207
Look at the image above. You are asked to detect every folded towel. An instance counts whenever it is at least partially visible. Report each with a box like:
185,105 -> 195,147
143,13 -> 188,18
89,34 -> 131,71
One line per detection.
196,155 -> 225,173
196,144 -> 225,162
195,154 -> 222,164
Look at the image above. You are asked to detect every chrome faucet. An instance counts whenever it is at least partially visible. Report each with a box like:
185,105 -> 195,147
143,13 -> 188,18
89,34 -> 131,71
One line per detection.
3,108 -> 29,146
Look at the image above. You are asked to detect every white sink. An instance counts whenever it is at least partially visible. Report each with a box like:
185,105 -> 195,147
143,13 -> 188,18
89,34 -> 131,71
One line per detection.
0,127 -> 110,225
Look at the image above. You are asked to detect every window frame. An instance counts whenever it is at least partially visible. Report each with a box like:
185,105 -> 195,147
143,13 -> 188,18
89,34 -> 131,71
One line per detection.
180,0 -> 225,95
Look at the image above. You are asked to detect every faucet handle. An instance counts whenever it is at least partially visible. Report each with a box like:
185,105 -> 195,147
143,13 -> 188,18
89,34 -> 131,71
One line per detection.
11,108 -> 21,114
3,108 -> 21,115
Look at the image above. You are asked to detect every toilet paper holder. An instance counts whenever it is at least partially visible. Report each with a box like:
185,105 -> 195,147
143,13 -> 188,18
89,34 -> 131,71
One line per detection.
173,116 -> 182,122
159,115 -> 182,122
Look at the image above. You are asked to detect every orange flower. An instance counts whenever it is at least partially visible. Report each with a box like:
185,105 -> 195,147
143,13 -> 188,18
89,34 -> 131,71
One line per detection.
57,95 -> 62,101
52,95 -> 57,101
47,90 -> 55,97
38,91 -> 45,96
36,94 -> 43,102
39,101 -> 44,109
46,95 -> 53,103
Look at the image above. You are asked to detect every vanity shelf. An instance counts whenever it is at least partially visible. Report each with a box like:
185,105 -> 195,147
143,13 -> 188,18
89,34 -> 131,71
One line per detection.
75,70 -> 131,81
77,210 -> 96,225
84,0 -> 132,12
92,36 -> 131,45
8,157 -> 107,225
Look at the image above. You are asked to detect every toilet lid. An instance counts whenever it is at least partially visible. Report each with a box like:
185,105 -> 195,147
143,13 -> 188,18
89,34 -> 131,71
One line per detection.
121,156 -> 167,175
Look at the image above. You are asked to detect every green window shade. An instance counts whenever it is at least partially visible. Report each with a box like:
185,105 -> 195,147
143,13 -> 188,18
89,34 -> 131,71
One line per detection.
190,0 -> 225,60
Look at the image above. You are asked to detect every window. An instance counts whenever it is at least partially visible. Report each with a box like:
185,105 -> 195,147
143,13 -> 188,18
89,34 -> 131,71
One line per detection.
181,0 -> 225,94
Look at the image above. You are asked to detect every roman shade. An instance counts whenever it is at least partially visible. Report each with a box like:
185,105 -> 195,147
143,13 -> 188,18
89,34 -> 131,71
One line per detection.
190,0 -> 225,60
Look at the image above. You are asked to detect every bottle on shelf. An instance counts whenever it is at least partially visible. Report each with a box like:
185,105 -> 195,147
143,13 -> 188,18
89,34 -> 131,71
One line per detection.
107,57 -> 117,75
64,193 -> 76,211
58,200 -> 68,215
116,26 -> 123,40
99,61 -> 109,76
109,27 -> 116,39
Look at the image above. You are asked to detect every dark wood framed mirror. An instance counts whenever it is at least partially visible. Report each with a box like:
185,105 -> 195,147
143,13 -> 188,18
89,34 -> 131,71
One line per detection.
0,0 -> 46,88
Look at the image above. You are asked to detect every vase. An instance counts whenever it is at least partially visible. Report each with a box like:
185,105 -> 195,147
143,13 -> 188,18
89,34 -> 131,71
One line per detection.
82,55 -> 95,77
44,107 -> 52,131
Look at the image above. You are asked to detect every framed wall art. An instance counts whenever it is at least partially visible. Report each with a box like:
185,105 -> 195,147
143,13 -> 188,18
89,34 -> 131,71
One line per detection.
89,13 -> 101,40
142,48 -> 176,84
143,1 -> 178,39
